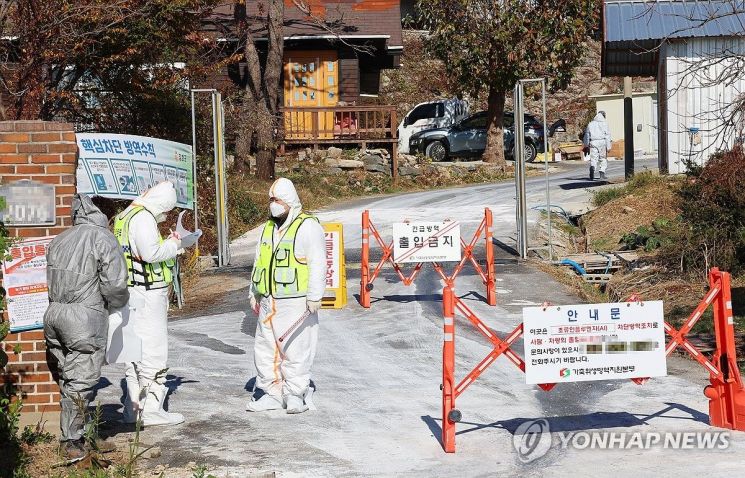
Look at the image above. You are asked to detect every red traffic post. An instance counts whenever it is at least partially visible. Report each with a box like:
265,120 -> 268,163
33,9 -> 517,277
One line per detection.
484,207 -> 496,306
704,268 -> 745,431
360,210 -> 371,308
442,285 -> 457,453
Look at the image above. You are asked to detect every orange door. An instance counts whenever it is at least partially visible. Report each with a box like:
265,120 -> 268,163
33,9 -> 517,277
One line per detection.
284,51 -> 338,139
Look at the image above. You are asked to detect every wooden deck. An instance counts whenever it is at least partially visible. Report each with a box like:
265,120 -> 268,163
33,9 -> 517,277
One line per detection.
280,105 -> 400,178
281,105 -> 398,145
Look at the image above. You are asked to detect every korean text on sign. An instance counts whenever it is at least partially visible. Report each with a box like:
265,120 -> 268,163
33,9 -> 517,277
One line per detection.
1,236 -> 55,332
392,221 -> 461,264
324,230 -> 340,289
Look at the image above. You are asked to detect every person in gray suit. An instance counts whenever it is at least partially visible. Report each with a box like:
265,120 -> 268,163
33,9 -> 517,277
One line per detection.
44,194 -> 129,459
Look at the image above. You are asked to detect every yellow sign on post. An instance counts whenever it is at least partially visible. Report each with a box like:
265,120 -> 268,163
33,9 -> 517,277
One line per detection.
322,223 -> 347,309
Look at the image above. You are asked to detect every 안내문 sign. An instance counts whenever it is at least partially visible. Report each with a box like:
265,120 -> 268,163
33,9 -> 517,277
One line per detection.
522,301 -> 667,384
76,133 -> 194,209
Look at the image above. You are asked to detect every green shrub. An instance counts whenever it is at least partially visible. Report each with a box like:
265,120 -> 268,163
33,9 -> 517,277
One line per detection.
0,384 -> 22,443
19,423 -> 54,446
1,197 -> 10,369
232,190 -> 262,225
621,218 -> 677,252
591,186 -> 625,207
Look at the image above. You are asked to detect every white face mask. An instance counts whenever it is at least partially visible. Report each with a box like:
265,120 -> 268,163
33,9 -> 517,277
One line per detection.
270,202 -> 287,218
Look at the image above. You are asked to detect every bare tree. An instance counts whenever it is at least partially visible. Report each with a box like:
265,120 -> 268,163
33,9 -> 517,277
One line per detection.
223,0 -> 372,179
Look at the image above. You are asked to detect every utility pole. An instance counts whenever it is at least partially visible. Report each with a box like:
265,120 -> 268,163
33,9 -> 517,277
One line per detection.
624,76 -> 635,180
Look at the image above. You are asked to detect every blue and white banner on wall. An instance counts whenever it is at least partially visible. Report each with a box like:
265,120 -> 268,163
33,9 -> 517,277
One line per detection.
76,133 -> 194,209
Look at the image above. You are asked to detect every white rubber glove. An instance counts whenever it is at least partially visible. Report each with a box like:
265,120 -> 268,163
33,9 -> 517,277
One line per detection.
167,235 -> 182,251
307,300 -> 321,314
249,294 -> 260,316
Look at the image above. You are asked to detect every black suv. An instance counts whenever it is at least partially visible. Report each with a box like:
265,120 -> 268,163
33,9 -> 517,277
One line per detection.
408,111 -> 546,162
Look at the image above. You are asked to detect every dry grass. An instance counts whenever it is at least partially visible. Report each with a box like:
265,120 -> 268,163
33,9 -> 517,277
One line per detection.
582,176 -> 681,251
547,171 -> 744,334
532,260 -> 607,304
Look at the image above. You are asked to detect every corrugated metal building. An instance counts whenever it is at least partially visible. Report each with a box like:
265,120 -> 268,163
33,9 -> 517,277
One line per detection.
603,0 -> 745,173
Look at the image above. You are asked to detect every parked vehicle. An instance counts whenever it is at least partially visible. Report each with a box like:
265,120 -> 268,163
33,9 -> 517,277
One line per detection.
409,111 -> 555,162
397,98 -> 470,154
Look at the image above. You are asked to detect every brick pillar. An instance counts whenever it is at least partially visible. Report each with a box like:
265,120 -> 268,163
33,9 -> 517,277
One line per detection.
1,120 -> 77,416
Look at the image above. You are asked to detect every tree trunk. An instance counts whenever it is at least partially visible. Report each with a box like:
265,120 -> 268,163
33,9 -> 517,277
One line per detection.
255,101 -> 276,180
255,144 -> 275,180
482,88 -> 508,169
253,0 -> 284,181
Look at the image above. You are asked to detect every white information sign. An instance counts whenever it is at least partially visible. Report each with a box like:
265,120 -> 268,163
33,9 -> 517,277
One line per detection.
522,301 -> 667,384
0,180 -> 56,226
76,133 -> 194,209
392,221 -> 461,264
1,236 -> 54,332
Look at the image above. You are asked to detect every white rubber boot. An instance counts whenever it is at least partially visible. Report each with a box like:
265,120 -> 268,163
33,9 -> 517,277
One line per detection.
304,386 -> 317,411
141,386 -> 184,427
285,395 -> 309,414
246,394 -> 283,412
121,375 -> 141,424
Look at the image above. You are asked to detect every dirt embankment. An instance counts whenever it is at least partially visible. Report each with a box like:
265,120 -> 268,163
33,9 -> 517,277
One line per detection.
551,173 -> 744,337
581,179 -> 680,252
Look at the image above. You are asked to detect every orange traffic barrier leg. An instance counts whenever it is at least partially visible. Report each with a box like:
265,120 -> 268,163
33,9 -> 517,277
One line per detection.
484,208 -> 497,306
705,268 -> 745,431
360,210 -> 371,308
442,286 -> 457,452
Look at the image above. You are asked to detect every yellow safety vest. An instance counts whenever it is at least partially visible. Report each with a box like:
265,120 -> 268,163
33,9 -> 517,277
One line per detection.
252,213 -> 317,298
113,206 -> 174,290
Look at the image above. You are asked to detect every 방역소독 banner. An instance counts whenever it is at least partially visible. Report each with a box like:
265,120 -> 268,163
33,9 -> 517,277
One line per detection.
522,301 -> 667,384
76,133 -> 194,209
1,236 -> 54,332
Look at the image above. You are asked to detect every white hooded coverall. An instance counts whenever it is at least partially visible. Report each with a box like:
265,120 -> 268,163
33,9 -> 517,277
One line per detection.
583,112 -> 612,174
119,182 -> 181,420
249,178 -> 326,404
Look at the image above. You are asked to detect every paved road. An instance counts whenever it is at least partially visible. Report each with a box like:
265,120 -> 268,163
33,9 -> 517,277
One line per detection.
96,158 -> 745,477
230,158 -> 658,266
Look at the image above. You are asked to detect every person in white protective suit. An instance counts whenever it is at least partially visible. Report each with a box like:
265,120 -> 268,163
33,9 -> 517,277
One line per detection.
247,178 -> 326,414
583,111 -> 612,180
114,181 -> 185,426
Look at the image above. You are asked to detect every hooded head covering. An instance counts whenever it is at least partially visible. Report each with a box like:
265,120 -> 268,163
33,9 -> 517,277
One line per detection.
269,178 -> 302,230
134,181 -> 177,222
71,194 -> 109,228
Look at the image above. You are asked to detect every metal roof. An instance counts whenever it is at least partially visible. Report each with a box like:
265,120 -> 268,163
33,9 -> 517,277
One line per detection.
605,0 -> 745,42
602,0 -> 745,76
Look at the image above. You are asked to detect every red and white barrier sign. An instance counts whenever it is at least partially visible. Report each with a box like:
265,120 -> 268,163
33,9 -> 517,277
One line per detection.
392,221 -> 461,264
